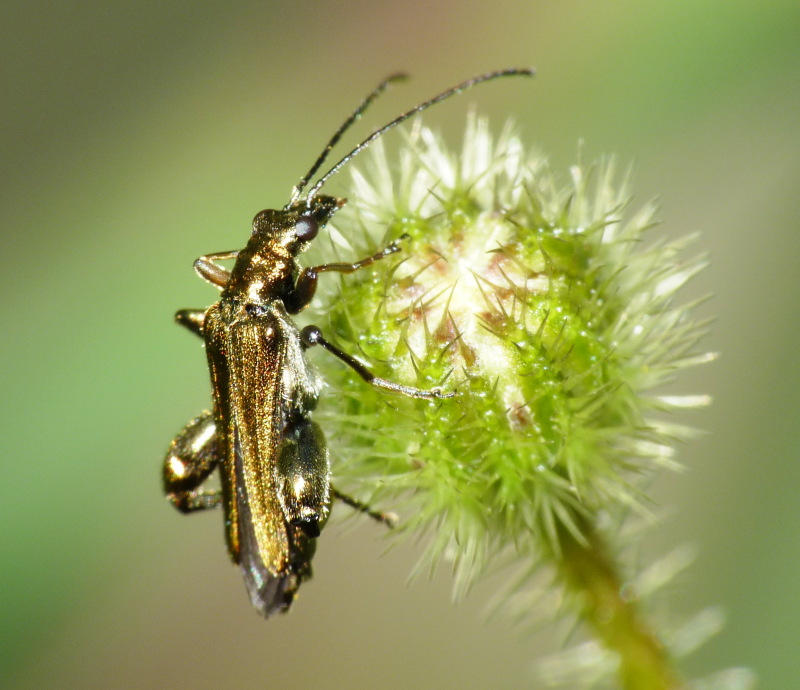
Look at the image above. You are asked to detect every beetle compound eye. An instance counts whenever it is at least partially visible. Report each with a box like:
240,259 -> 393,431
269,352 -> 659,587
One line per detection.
294,216 -> 319,241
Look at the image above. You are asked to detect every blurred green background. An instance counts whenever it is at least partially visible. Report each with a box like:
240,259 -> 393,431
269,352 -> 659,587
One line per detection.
2,1 -> 798,687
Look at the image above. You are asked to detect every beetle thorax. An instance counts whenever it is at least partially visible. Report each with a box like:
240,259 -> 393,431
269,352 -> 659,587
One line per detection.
225,242 -> 296,303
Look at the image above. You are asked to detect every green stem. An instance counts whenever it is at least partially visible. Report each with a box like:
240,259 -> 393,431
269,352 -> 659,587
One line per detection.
555,514 -> 684,690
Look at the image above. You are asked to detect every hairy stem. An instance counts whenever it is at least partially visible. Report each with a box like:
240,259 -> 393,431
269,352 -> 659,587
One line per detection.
556,514 -> 684,690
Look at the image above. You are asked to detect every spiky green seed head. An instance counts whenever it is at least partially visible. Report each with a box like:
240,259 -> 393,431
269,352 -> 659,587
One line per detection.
307,115 -> 712,595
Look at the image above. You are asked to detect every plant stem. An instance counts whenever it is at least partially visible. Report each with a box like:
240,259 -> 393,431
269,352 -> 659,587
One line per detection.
556,514 -> 684,690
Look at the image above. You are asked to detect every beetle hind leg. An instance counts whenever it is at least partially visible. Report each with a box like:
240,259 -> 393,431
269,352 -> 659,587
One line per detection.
163,411 -> 222,513
277,419 -> 331,538
332,487 -> 397,528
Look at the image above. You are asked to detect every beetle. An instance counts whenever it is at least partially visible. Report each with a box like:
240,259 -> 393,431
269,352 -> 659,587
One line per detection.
162,68 -> 534,617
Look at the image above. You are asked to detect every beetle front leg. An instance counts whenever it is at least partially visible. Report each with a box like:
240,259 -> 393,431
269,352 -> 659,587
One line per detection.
300,325 -> 453,400
193,250 -> 239,289
163,411 -> 222,513
285,235 -> 410,313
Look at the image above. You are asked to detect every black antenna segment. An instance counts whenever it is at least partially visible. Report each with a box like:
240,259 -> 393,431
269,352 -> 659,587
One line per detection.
302,67 -> 535,204
288,73 -> 409,206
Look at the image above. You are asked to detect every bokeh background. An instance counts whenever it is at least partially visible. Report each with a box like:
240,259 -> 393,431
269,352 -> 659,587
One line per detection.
2,1 -> 798,687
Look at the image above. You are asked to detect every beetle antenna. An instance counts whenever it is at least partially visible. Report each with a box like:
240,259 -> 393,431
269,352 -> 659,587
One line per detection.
304,67 -> 535,204
288,73 -> 409,207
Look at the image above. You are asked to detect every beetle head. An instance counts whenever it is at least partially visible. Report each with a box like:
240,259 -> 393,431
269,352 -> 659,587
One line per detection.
251,195 -> 345,254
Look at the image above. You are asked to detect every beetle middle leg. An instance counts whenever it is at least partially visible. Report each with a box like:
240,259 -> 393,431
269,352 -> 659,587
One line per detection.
300,325 -> 453,400
175,309 -> 206,338
163,411 -> 222,513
